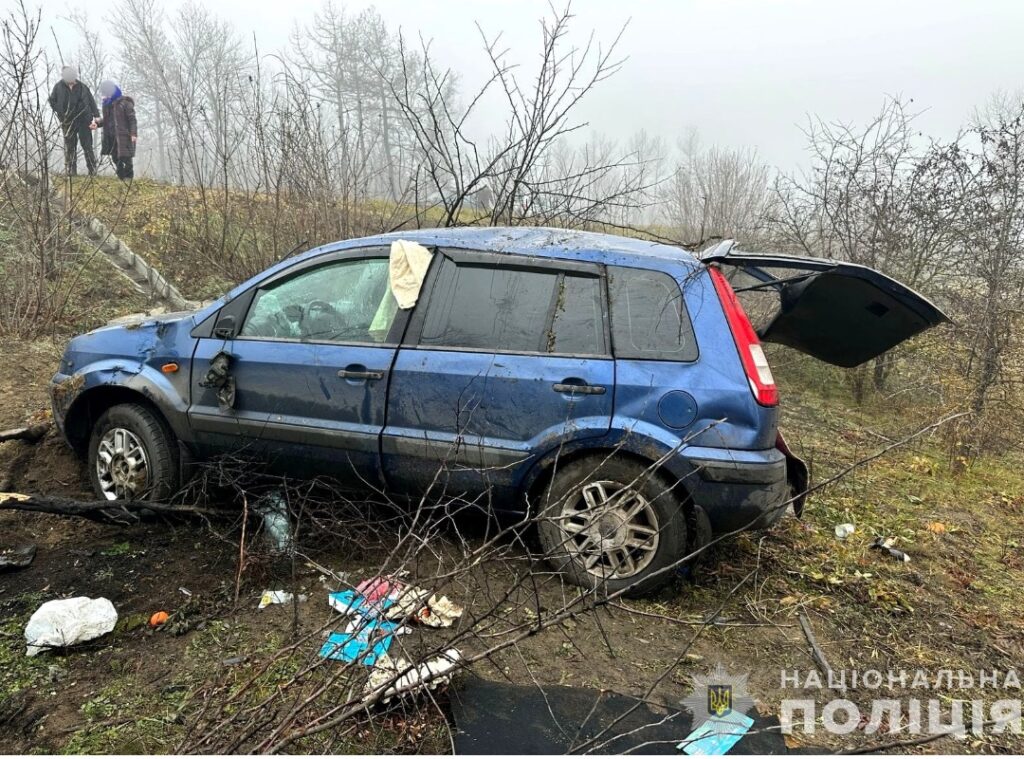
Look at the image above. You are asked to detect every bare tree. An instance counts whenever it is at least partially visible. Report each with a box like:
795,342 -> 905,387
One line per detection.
771,97 -> 959,398
924,94 -> 1024,461
660,131 -> 773,246
387,3 -> 657,229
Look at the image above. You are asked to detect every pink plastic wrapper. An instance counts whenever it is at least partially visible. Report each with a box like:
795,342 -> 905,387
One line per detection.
356,576 -> 405,603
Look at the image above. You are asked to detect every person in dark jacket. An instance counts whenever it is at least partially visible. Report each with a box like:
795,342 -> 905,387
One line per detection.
91,80 -> 137,181
48,66 -> 99,175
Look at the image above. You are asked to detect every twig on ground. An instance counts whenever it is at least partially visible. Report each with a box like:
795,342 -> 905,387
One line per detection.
0,492 -> 234,524
798,610 -> 833,683
0,423 -> 49,444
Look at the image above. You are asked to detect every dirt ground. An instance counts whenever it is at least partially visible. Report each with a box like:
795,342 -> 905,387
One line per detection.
2,337 -> 1024,754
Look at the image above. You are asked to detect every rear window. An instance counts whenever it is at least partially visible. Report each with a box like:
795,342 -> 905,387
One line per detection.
419,256 -> 606,355
608,266 -> 698,361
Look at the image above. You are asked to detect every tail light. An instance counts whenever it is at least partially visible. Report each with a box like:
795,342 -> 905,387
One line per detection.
708,266 -> 779,407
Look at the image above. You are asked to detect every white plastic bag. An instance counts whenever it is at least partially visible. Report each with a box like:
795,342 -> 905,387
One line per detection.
364,648 -> 462,703
24,597 -> 118,657
258,590 -> 307,609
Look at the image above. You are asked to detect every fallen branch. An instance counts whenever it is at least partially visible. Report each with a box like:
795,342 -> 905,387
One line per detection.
0,423 -> 50,444
0,492 -> 235,525
798,610 -> 833,683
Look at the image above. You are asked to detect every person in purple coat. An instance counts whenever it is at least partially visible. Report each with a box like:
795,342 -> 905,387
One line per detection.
90,80 -> 137,181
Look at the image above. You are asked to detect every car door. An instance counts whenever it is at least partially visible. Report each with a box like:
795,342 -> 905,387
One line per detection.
702,246 -> 950,367
382,250 -> 613,503
188,250 -> 406,486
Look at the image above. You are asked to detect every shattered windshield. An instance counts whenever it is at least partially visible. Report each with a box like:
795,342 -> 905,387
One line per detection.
241,257 -> 398,343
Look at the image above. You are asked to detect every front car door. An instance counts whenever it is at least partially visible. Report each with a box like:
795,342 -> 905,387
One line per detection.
188,250 -> 406,486
382,250 -> 614,507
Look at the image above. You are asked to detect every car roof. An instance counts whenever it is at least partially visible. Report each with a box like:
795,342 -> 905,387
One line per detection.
328,226 -> 700,268
199,226 -> 701,323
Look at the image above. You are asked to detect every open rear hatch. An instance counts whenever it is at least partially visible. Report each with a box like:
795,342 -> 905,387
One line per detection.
702,245 -> 950,367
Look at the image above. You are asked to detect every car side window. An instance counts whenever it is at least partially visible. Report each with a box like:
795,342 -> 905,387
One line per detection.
240,257 -> 398,344
550,274 -> 605,355
608,266 -> 698,361
418,256 -> 606,355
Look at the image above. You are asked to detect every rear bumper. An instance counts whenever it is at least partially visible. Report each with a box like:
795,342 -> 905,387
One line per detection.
683,446 -> 791,533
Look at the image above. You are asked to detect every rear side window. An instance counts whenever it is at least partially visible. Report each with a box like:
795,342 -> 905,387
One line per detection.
550,275 -> 604,354
608,266 -> 698,361
418,256 -> 606,355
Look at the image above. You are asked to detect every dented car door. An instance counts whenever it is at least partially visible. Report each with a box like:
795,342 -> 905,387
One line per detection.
188,251 -> 406,485
382,251 -> 614,501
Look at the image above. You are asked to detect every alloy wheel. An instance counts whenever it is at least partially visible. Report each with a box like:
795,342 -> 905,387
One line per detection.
95,427 -> 150,501
554,479 -> 661,580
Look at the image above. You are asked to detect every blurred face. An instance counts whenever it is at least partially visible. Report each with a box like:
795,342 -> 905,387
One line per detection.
100,82 -> 116,99
62,69 -> 76,84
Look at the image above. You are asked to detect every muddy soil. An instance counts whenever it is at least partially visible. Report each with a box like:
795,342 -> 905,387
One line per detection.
2,338 -> 1020,754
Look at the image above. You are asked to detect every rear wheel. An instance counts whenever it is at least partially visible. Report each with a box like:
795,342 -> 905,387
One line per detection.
88,403 -> 179,501
537,456 -> 688,597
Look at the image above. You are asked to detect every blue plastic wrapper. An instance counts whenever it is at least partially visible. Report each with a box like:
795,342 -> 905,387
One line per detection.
677,712 -> 754,755
319,618 -> 399,665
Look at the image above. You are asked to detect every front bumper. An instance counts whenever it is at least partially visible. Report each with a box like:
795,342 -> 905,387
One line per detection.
49,370 -> 79,440
683,446 -> 792,533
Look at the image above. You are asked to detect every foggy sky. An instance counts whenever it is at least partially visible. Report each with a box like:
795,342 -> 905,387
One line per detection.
40,0 -> 1024,171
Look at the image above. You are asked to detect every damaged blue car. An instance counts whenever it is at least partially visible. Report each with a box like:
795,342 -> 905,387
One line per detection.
50,227 -> 947,593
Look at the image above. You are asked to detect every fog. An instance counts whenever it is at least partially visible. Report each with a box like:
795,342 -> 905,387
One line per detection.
38,0 -> 1024,171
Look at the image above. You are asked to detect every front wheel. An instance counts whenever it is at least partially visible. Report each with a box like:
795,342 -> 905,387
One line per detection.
537,456 -> 688,597
88,403 -> 180,501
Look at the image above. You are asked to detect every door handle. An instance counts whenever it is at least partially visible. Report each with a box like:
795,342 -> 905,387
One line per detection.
553,381 -> 606,396
338,367 -> 385,381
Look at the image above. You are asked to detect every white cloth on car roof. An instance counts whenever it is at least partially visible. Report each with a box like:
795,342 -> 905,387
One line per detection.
369,239 -> 432,339
388,240 -> 433,310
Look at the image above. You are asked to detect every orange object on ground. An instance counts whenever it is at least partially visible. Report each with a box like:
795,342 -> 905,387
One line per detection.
149,610 -> 169,627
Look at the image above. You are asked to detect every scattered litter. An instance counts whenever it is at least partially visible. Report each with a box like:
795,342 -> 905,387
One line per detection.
926,522 -> 947,534
356,576 -> 404,603
329,589 -> 395,618
25,597 -> 118,657
259,590 -> 307,609
0,544 -> 36,571
870,536 -> 911,563
416,594 -> 464,628
178,587 -> 193,597
256,492 -> 292,552
833,523 -> 855,540
364,648 -> 462,703
677,712 -> 754,755
330,579 -> 462,627
319,618 -> 398,665
384,586 -> 432,621
221,655 -> 247,667
47,664 -> 69,683
149,611 -> 170,628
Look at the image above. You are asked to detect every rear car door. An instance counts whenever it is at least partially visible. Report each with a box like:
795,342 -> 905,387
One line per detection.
382,250 -> 613,502
702,248 -> 950,366
188,250 -> 405,485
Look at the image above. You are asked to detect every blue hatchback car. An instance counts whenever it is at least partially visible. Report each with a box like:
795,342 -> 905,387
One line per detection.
51,227 -> 947,593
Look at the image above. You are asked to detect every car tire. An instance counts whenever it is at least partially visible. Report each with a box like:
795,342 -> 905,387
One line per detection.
537,455 -> 688,597
88,403 -> 180,501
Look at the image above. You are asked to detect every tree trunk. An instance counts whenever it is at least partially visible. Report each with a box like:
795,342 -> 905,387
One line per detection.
154,99 -> 168,179
872,353 -> 892,392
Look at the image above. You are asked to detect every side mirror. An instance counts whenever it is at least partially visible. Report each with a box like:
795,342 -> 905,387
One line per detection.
213,314 -> 236,339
